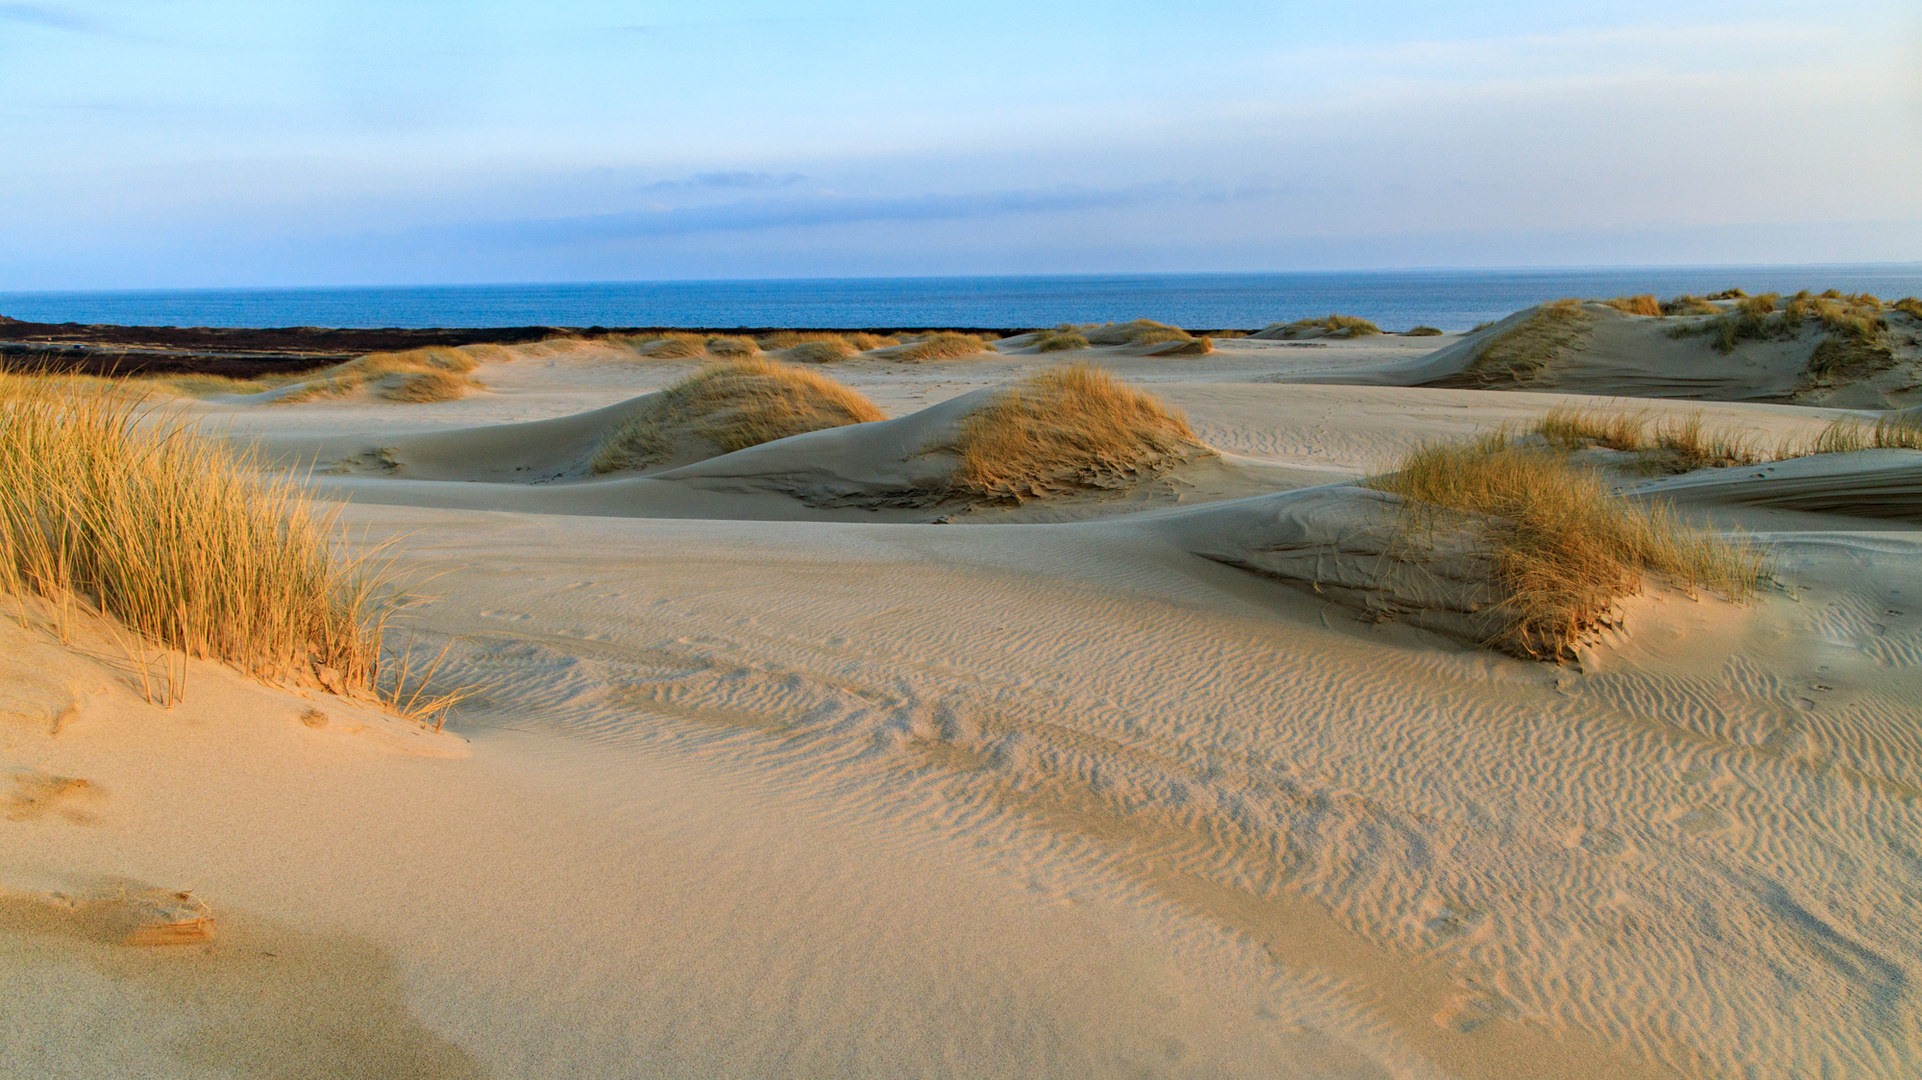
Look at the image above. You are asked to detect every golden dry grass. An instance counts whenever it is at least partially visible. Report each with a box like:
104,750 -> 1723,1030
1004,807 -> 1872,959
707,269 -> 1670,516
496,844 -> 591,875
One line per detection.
1364,434 -> 1763,659
847,332 -> 898,351
1084,319 -> 1195,347
1272,314 -> 1382,339
1458,299 -> 1592,384
1150,336 -> 1214,356
381,370 -> 474,403
705,335 -> 760,358
1667,291 -> 1895,375
757,331 -> 840,351
1034,330 -> 1091,352
1603,295 -> 1662,317
591,357 -> 885,473
1805,411 -> 1922,454
1533,403 -> 1922,470
784,339 -> 859,364
0,375 -> 394,704
1533,405 -> 1767,472
1403,326 -> 1444,337
936,363 -> 1205,501
892,332 -> 992,361
641,335 -> 706,359
275,345 -> 486,404
1895,297 -> 1922,319
1661,295 -> 1720,316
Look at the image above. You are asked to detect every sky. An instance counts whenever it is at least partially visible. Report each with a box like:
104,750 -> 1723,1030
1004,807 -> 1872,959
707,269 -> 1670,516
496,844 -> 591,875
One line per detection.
1,0 -> 1918,289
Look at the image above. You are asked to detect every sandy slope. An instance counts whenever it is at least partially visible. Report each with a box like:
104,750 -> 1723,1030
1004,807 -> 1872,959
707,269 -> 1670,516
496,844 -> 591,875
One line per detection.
6,340 -> 1922,1079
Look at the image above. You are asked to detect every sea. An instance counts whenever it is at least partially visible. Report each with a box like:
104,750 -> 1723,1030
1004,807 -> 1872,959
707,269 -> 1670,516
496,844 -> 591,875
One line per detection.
3,266 -> 1920,333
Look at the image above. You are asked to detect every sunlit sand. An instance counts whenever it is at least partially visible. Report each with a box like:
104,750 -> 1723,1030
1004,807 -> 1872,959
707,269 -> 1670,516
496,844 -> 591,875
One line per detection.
4,304 -> 1920,1078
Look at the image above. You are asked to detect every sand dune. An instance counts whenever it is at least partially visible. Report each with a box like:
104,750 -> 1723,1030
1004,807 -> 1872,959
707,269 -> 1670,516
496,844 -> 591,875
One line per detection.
1275,299 -> 1922,407
7,329 -> 1922,1079
1636,448 -> 1922,521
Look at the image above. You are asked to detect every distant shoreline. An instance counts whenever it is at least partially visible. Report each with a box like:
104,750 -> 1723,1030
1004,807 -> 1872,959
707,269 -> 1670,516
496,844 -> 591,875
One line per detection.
6,266 -> 1919,337
0,319 -> 1142,378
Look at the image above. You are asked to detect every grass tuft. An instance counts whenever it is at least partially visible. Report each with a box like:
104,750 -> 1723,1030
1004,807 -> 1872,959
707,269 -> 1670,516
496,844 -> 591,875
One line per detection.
0,376 -> 398,704
1806,411 -> 1922,454
1532,402 -> 1922,471
1364,436 -> 1763,659
1084,319 -> 1196,347
1661,295 -> 1720,316
784,339 -> 859,364
704,335 -> 760,358
1035,330 -> 1092,352
591,357 -> 884,473
891,332 -> 992,361
380,370 -> 476,403
276,345 -> 488,404
1894,297 -> 1922,319
1458,299 -> 1592,384
1603,295 -> 1662,317
1533,405 -> 1766,472
1403,326 -> 1444,336
1268,314 -> 1382,339
936,363 -> 1205,501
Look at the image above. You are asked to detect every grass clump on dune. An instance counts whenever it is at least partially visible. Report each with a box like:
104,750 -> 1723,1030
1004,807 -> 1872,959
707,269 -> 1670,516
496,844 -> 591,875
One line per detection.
1661,295 -> 1720,316
891,332 -> 993,361
591,357 -> 884,474
1403,326 -> 1444,336
1084,319 -> 1192,347
1895,297 -> 1922,319
1602,295 -> 1661,317
278,345 -> 486,404
704,335 -> 759,358
619,333 -> 707,359
1533,402 -> 1922,469
761,332 -> 898,360
1269,314 -> 1382,339
1668,291 -> 1894,373
1533,405 -> 1766,472
784,339 -> 859,364
1805,411 -> 1922,454
1034,329 -> 1091,352
936,363 -> 1206,501
1365,434 -> 1763,659
1458,299 -> 1592,385
0,376 -> 395,703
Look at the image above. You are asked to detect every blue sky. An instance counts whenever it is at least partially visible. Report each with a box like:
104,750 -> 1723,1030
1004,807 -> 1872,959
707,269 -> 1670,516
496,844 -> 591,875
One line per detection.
1,0 -> 1917,288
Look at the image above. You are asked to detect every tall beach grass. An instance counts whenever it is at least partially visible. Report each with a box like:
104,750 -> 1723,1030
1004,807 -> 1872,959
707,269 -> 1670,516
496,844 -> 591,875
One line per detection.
0,375 -> 399,705
1365,434 -> 1764,658
937,363 -> 1204,500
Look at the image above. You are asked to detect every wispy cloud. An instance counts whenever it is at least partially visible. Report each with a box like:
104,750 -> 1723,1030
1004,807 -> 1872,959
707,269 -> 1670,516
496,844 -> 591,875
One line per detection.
643,172 -> 807,194
491,184 -> 1174,244
0,2 -> 103,33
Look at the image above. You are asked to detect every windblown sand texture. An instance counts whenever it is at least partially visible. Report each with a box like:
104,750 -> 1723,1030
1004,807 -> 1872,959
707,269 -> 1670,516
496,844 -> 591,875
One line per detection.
4,305 -> 1921,1079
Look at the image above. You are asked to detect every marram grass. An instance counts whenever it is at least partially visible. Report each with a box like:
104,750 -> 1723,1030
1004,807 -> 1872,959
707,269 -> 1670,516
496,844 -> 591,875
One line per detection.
937,363 -> 1204,501
592,356 -> 885,473
1365,434 -> 1764,659
0,375 -> 400,703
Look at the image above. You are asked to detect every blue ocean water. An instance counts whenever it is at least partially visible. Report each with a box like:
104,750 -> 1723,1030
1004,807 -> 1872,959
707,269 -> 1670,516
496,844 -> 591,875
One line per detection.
3,267 -> 1920,333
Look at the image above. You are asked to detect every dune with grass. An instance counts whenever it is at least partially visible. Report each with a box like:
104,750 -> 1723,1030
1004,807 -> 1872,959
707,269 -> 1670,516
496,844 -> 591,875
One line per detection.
1250,313 -> 1383,340
1299,293 -> 1922,407
8,316 -> 1922,1080
1000,321 -> 1212,357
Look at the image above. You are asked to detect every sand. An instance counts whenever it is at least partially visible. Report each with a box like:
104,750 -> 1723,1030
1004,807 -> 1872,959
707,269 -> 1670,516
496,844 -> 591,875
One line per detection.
4,333 -> 1920,1078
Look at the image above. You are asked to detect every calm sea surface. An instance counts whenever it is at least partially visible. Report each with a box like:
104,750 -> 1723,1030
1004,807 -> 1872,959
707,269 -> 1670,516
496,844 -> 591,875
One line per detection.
4,267 -> 1920,333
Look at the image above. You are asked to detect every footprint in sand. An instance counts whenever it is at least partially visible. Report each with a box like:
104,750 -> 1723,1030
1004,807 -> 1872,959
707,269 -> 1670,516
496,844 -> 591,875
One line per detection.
5,772 -> 104,824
